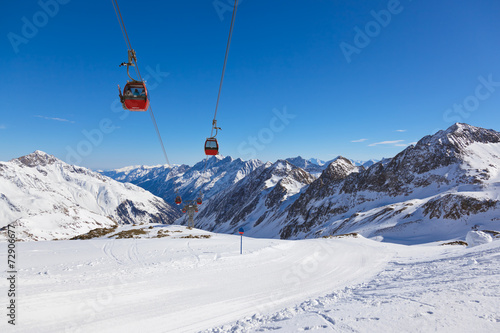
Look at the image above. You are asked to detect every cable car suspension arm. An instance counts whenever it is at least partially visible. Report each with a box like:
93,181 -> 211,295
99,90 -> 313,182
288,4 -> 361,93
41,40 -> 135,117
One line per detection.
211,0 -> 239,137
119,50 -> 139,82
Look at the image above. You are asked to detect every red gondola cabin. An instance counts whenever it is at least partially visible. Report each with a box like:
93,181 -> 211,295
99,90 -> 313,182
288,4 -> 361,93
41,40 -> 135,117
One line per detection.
175,196 -> 182,205
196,197 -> 202,205
204,138 -> 219,156
120,81 -> 149,111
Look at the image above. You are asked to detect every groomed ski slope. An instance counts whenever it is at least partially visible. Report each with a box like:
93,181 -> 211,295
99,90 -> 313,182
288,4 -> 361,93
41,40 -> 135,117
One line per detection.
1,225 -> 499,332
209,237 -> 500,332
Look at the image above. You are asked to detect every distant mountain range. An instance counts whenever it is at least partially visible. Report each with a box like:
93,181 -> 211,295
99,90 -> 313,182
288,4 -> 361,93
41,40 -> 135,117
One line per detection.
2,123 -> 498,244
101,156 -> 264,203
100,123 -> 500,243
188,123 -> 500,243
101,155 -> 378,202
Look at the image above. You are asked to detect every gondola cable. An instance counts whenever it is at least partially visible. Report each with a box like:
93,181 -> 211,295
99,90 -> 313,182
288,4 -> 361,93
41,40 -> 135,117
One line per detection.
112,0 -> 238,208
210,0 -> 239,138
111,0 -> 171,168
199,0 -> 239,204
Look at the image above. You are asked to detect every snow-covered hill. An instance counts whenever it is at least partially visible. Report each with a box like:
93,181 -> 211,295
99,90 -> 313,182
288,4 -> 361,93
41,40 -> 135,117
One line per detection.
0,151 -> 178,241
4,225 -> 498,332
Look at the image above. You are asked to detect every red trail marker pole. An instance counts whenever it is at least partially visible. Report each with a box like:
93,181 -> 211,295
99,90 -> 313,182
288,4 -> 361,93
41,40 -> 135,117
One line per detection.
238,228 -> 244,254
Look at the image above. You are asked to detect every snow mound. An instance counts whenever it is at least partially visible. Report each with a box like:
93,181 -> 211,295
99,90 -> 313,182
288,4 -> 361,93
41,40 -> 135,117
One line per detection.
466,231 -> 493,247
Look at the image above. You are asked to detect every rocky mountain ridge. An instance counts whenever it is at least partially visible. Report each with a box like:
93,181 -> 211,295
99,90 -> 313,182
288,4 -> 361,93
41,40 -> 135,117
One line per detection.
189,123 -> 500,243
3,123 -> 498,243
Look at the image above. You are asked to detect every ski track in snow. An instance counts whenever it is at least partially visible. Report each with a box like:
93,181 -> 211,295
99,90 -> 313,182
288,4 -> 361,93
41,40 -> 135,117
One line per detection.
207,241 -> 500,332
1,227 -> 499,333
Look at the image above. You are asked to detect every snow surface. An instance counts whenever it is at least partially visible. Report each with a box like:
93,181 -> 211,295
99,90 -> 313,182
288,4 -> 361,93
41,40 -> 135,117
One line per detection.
1,225 -> 499,332
463,142 -> 500,183
466,231 -> 493,247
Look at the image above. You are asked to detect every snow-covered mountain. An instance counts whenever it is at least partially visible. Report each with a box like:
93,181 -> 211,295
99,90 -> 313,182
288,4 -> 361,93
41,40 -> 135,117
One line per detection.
0,151 -> 179,240
101,155 -> 263,204
36,122 -> 495,244
102,156 -> 377,202
285,156 -> 328,176
192,160 -> 315,237
307,157 -> 327,166
189,123 -> 500,243
281,123 -> 500,242
286,156 -> 378,176
351,159 -> 379,168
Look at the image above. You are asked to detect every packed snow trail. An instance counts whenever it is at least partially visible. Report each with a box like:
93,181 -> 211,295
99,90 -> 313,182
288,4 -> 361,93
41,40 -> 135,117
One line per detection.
0,226 -> 392,333
207,240 -> 500,332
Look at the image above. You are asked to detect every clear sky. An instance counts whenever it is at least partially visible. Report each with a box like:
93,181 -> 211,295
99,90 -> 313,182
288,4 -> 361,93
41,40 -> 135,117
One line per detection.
2,0 -> 500,169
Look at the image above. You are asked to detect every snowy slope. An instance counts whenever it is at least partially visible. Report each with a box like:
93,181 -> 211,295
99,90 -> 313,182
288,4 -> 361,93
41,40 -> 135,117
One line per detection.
1,226 -> 498,332
207,236 -> 500,332
0,151 -> 178,241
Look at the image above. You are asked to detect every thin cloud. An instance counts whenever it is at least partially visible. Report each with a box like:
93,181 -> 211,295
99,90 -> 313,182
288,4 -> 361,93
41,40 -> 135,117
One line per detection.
351,138 -> 368,143
368,140 -> 405,147
394,143 -> 409,147
35,115 -> 75,123
0,124 -> 5,130
395,129 -> 407,132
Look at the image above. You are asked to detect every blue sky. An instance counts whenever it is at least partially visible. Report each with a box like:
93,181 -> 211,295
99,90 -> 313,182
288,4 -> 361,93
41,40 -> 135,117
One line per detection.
2,0 -> 500,169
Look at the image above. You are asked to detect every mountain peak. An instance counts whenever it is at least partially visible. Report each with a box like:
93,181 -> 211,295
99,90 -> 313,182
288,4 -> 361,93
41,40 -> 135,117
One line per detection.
321,156 -> 357,181
444,123 -> 483,138
273,159 -> 296,170
14,150 -> 59,167
285,156 -> 307,166
307,158 -> 326,166
328,156 -> 355,169
418,123 -> 500,150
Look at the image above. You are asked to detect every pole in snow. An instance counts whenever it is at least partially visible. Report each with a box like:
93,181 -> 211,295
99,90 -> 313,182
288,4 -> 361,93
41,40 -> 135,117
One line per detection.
239,228 -> 244,254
